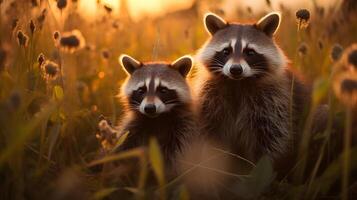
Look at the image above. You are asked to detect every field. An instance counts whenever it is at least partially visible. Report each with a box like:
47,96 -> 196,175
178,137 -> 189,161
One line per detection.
0,0 -> 357,199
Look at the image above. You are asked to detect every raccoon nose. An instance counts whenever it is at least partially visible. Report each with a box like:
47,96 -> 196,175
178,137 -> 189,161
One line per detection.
230,64 -> 243,76
144,104 -> 156,115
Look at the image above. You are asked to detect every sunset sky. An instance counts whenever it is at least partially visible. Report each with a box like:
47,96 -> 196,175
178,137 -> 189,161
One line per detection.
79,0 -> 338,21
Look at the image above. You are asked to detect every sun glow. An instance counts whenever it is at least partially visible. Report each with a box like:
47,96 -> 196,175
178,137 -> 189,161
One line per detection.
79,0 -> 193,20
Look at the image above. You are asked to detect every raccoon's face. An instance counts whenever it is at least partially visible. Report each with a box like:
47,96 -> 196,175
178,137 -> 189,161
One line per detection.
197,12 -> 287,80
120,55 -> 192,117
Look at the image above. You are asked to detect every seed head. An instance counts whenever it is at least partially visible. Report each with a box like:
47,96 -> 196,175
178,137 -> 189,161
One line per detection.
104,5 -> 112,13
97,118 -> 118,151
330,44 -> 343,62
298,42 -> 308,56
296,9 -> 310,29
58,30 -> 86,53
53,31 -> 60,40
37,9 -> 47,28
348,49 -> 357,68
37,53 -> 45,66
41,60 -> 60,80
341,79 -> 357,94
29,20 -> 36,34
57,0 -> 67,10
17,31 -> 29,47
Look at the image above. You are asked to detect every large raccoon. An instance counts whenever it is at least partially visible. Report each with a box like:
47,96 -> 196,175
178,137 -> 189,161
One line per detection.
194,12 -> 313,164
117,54 -> 196,167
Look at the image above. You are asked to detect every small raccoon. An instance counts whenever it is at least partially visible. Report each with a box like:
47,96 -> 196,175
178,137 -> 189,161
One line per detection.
117,54 -> 196,166
195,12 -> 312,163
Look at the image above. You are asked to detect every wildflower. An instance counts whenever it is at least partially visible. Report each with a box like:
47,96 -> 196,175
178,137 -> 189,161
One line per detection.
41,60 -> 60,80
58,30 -> 86,53
57,0 -> 67,10
29,20 -> 36,35
298,42 -> 308,56
296,9 -> 310,29
53,31 -> 60,40
17,30 -> 29,47
330,44 -> 343,62
37,53 -> 45,66
96,118 -> 118,151
37,9 -> 47,28
332,44 -> 357,107
348,49 -> 357,68
103,4 -> 112,13
341,79 -> 357,94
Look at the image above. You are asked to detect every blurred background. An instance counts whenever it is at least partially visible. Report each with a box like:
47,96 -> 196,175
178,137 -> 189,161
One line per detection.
0,0 -> 356,199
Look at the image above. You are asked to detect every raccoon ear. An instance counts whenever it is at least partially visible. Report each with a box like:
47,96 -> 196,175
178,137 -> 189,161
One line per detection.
171,56 -> 193,77
255,12 -> 281,37
119,54 -> 142,75
204,13 -> 227,35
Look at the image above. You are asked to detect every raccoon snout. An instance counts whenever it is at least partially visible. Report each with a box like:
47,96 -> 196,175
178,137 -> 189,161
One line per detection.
144,104 -> 156,115
229,64 -> 243,76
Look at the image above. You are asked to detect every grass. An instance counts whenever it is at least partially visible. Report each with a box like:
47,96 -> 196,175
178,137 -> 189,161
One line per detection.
0,0 -> 356,199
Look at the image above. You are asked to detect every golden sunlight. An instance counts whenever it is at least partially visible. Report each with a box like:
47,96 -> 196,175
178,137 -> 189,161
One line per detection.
79,0 -> 193,20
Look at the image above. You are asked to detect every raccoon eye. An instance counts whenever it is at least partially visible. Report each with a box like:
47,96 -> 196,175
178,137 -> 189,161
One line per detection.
244,48 -> 257,56
137,87 -> 146,94
158,86 -> 169,94
222,47 -> 232,56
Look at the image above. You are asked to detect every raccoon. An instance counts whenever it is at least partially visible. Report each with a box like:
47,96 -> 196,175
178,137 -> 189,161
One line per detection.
117,54 -> 196,167
194,12 -> 312,164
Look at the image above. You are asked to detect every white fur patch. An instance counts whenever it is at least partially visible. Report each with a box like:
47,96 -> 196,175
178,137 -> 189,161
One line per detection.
222,58 -> 233,77
240,59 -> 253,77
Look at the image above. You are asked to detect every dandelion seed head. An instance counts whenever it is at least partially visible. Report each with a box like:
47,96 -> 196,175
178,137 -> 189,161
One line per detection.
330,44 -> 343,62
296,9 -> 310,29
41,60 -> 60,80
103,4 -> 112,13
341,79 -> 357,94
333,44 -> 357,107
97,118 -> 118,151
58,30 -> 86,53
17,30 -> 29,47
37,53 -> 45,66
57,0 -> 67,10
333,73 -> 357,107
53,31 -> 60,40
